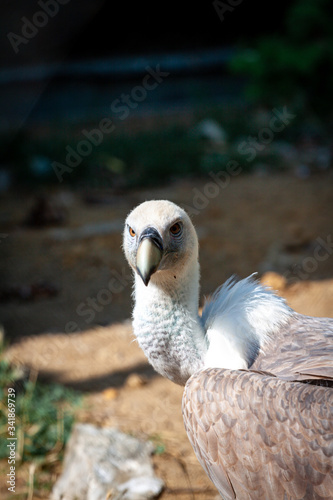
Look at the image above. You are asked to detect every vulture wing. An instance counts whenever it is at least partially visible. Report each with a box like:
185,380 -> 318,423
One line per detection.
252,313 -> 333,383
183,368 -> 333,500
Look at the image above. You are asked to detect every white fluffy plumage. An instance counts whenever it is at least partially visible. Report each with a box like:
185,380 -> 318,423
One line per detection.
202,274 -> 292,370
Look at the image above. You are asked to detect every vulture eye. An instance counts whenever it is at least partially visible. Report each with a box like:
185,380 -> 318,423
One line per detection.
170,222 -> 182,236
129,226 -> 136,237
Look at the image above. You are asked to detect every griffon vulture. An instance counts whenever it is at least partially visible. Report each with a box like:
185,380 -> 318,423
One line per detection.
123,199 -> 333,500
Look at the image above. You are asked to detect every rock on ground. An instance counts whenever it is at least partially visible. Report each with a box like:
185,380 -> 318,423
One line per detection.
51,423 -> 164,500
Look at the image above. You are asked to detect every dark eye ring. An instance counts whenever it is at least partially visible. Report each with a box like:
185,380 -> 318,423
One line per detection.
170,222 -> 182,236
129,226 -> 136,237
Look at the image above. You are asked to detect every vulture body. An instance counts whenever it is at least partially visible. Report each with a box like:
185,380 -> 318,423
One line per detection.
123,200 -> 333,499
183,368 -> 333,500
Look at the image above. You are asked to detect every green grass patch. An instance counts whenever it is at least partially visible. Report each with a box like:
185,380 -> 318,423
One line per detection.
149,433 -> 166,455
0,339 -> 81,471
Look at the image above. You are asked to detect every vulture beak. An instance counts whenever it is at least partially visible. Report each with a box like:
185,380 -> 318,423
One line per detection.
136,227 -> 163,286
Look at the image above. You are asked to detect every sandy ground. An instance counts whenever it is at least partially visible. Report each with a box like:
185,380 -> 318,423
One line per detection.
1,172 -> 333,499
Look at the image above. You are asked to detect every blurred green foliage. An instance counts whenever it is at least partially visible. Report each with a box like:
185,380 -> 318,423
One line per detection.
230,0 -> 333,124
2,104 -> 294,189
2,126 -> 202,187
0,344 -> 81,464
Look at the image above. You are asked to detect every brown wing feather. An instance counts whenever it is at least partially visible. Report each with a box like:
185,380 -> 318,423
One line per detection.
251,313 -> 333,382
182,368 -> 333,500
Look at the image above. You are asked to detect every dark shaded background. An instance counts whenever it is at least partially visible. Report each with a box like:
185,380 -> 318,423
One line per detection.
0,1 -> 292,133
0,1 -> 290,66
6,0 -> 332,189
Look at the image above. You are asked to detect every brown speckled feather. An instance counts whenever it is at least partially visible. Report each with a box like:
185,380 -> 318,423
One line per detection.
251,313 -> 333,383
183,368 -> 333,500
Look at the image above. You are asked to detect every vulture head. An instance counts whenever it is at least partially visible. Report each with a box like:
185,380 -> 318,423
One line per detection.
123,199 -> 198,287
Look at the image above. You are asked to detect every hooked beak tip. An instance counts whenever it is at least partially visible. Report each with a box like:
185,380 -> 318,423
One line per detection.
136,266 -> 151,286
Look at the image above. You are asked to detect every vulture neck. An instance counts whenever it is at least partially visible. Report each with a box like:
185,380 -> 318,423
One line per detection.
132,258 -> 206,385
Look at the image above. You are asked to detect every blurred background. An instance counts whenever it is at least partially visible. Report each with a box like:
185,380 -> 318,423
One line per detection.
0,1 -> 333,498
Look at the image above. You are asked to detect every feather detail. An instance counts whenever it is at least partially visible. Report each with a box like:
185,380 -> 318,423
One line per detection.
183,368 -> 333,500
252,312 -> 333,382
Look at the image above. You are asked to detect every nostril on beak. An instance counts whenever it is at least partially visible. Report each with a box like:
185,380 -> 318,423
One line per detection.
139,227 -> 163,252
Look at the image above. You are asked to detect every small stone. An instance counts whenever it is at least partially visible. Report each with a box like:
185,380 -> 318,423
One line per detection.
261,272 -> 287,292
118,476 -> 164,499
102,388 -> 118,400
125,373 -> 148,388
190,119 -> 227,145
